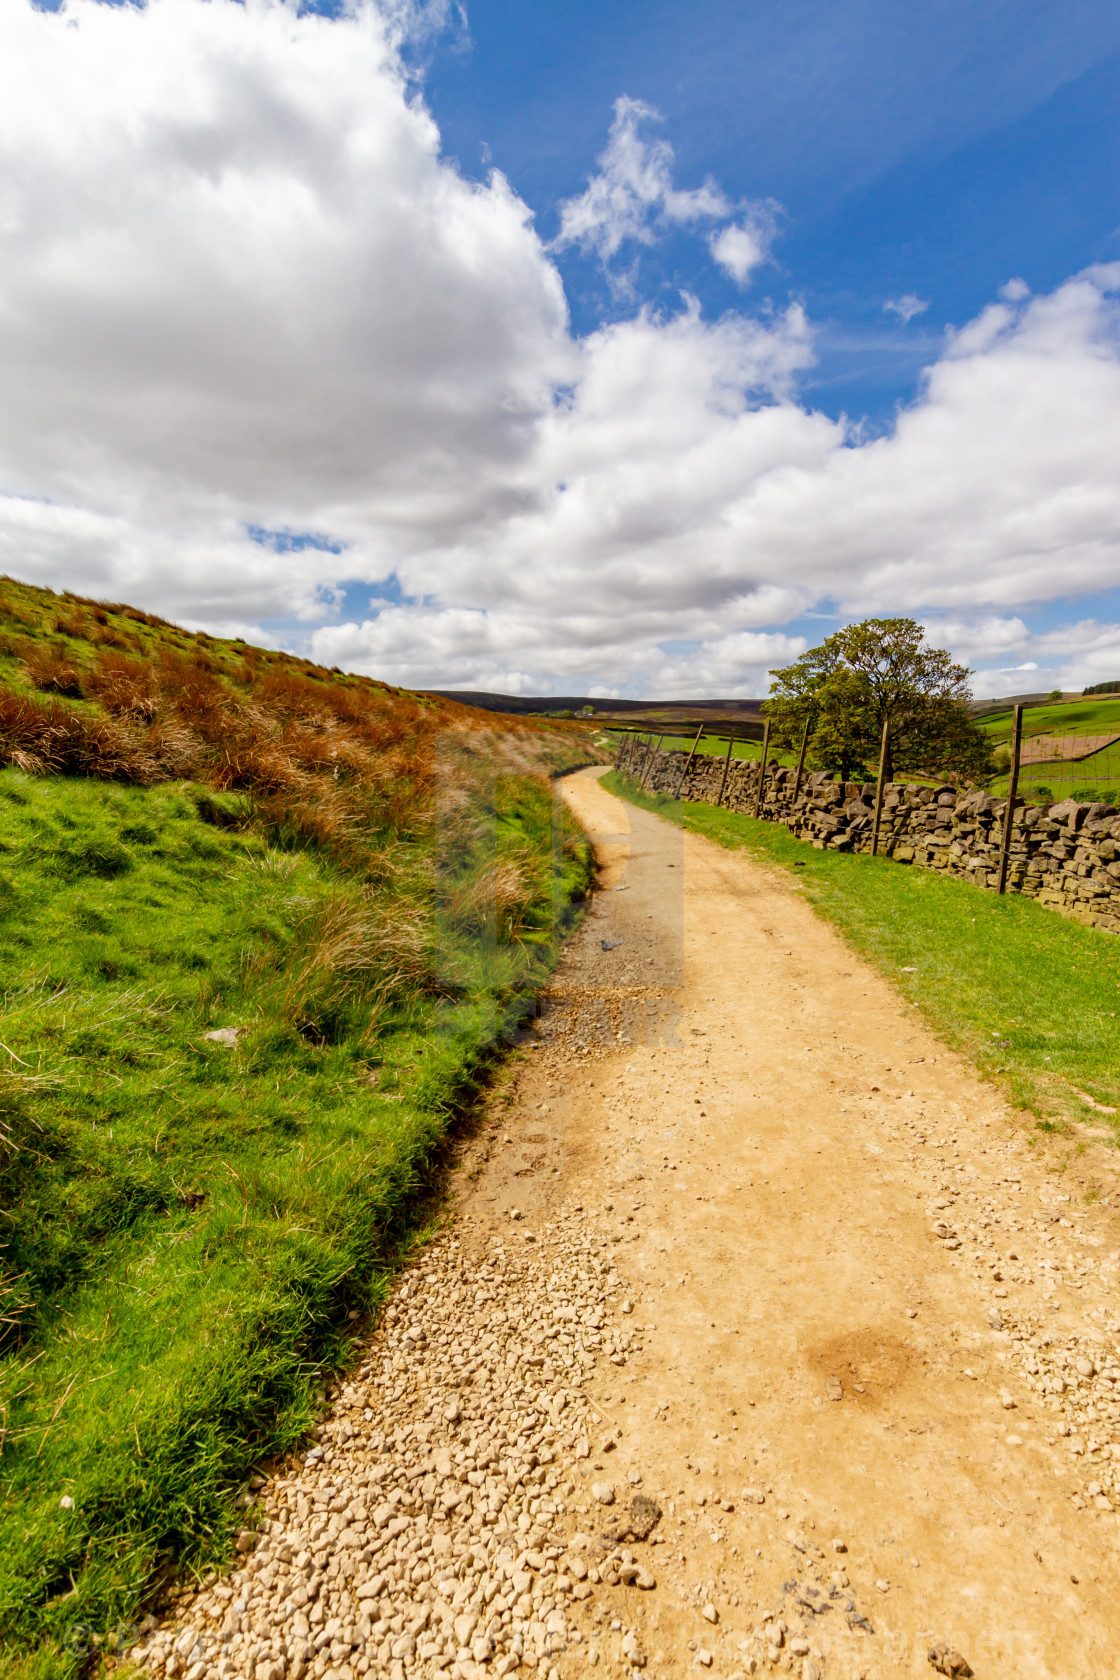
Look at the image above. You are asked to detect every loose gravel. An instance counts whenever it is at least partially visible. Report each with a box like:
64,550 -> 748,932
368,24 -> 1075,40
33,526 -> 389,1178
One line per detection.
128,1209 -> 663,1680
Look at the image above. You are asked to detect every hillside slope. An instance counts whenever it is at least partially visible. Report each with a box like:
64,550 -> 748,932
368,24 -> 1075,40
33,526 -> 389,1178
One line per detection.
0,578 -> 599,1677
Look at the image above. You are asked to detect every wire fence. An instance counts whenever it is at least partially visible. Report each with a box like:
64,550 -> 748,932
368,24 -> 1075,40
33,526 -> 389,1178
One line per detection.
1012,741 -> 1120,803
608,718 -> 1120,805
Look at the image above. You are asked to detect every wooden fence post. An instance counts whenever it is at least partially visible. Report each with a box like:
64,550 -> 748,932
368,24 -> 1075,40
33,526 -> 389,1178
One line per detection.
674,725 -> 705,800
753,719 -> 771,818
791,717 -> 811,805
996,703 -> 1024,895
870,717 -> 891,856
638,733 -> 664,791
716,734 -> 735,807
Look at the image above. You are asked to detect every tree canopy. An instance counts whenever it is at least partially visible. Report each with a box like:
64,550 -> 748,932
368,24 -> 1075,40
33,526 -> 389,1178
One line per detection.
764,617 -> 993,784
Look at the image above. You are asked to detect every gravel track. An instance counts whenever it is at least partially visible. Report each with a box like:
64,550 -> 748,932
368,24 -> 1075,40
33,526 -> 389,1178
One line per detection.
127,769 -> 1120,1680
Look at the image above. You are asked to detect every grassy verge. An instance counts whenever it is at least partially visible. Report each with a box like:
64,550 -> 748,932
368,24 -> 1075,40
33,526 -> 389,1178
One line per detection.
603,769 -> 1120,1140
0,763 -> 591,1676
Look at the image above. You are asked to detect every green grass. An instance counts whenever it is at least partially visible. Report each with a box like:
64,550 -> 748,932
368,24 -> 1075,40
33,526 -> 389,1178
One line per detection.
607,731 -> 788,764
0,768 -> 591,1675
979,695 -> 1120,745
604,769 -> 1120,1140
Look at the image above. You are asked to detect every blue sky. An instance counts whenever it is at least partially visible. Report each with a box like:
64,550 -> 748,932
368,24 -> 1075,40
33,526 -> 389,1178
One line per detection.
4,0 -> 1120,697
420,0 -> 1120,419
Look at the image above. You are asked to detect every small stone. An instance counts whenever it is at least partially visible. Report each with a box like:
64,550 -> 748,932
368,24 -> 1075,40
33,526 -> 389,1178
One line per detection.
1075,1357 -> 1095,1378
621,1631 -> 646,1667
696,1650 -> 713,1668
825,1375 -> 843,1402
927,1644 -> 973,1677
618,1562 -> 656,1589
59,1496 -> 73,1510
875,1578 -> 890,1593
202,1026 -> 242,1046
592,1482 -> 615,1505
455,1613 -> 479,1646
789,1637 -> 809,1656
831,1538 -> 847,1552
999,1389 -> 1016,1410
701,1604 -> 718,1624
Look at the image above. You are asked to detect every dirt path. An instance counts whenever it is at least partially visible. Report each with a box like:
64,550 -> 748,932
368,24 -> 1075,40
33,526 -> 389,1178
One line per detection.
136,768 -> 1120,1680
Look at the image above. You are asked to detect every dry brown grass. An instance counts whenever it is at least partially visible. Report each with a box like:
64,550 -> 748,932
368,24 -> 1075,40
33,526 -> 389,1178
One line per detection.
0,578 -> 602,860
23,644 -> 85,699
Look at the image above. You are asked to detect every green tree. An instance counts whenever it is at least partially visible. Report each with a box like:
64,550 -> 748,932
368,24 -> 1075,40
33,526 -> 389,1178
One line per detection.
765,618 -> 993,784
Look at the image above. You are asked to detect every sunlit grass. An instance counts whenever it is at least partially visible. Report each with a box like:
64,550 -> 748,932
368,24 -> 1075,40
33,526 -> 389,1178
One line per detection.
0,767 -> 591,1675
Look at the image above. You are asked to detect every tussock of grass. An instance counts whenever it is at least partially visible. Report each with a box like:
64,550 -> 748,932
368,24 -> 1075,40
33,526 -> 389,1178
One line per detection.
0,578 -> 599,1676
605,770 -> 1120,1137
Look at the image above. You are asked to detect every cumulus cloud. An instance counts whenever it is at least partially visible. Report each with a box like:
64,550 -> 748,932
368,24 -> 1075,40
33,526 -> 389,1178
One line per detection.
553,96 -> 733,262
930,615 -> 1120,696
884,293 -> 929,324
709,214 -> 776,286
309,605 -> 807,698
2,1 -> 1120,699
0,0 -> 568,533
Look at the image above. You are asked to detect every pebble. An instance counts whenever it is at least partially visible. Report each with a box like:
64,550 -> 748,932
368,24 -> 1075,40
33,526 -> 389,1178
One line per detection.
131,1212 -> 655,1680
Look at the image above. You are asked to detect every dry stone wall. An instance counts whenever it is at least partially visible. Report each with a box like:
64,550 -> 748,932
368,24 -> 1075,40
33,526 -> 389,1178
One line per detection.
615,736 -> 1120,935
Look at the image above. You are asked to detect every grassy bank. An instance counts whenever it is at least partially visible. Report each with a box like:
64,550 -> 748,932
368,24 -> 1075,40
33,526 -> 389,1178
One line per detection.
604,769 -> 1120,1140
0,580 -> 597,1676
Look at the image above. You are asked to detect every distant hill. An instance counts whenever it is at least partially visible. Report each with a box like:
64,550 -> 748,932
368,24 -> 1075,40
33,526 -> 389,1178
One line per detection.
422,690 -> 765,721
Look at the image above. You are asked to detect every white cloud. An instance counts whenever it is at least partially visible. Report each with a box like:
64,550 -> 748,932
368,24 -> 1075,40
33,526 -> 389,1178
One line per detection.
923,613 -> 1120,696
309,606 -> 806,698
709,216 -> 775,286
0,0 -> 568,534
553,96 -> 733,262
1,2 -> 1120,700
884,293 -> 929,324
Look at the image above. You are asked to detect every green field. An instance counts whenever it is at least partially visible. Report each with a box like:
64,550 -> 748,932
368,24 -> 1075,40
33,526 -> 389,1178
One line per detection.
604,769 -> 1120,1144
978,696 -> 1120,802
978,695 -> 1120,744
606,730 -> 784,764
